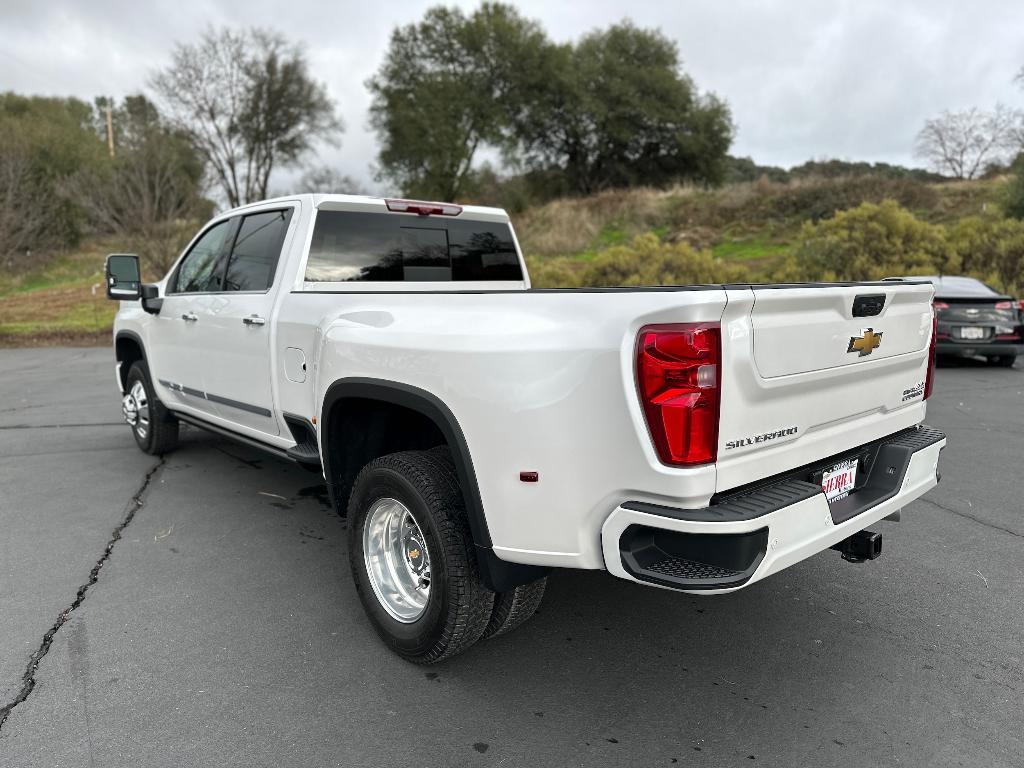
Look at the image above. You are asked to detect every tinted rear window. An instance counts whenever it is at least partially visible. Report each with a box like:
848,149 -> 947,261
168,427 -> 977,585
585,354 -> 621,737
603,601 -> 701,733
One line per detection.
305,211 -> 523,283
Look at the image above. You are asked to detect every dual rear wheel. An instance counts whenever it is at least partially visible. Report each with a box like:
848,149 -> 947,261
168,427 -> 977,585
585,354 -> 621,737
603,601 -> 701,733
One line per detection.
347,449 -> 546,663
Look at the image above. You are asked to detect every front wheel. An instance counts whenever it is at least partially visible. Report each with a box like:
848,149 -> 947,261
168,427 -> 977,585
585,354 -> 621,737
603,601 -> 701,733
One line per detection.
347,450 -> 494,664
123,361 -> 179,455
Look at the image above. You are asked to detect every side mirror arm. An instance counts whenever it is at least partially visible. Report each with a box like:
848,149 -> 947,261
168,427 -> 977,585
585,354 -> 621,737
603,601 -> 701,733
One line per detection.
140,284 -> 162,315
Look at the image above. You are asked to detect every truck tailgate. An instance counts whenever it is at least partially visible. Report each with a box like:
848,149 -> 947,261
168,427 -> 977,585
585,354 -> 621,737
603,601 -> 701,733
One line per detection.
716,282 -> 935,493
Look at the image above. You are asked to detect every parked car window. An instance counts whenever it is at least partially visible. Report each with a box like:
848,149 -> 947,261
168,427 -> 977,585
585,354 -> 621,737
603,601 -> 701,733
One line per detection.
223,209 -> 293,292
305,211 -> 523,283
171,220 -> 232,293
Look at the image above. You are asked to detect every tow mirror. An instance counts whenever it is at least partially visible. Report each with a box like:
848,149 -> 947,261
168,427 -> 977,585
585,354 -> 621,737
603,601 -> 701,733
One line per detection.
105,254 -> 141,300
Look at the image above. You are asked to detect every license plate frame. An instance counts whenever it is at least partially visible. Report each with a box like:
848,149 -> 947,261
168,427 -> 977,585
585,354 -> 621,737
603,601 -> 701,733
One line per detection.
821,459 -> 858,504
958,326 -> 987,340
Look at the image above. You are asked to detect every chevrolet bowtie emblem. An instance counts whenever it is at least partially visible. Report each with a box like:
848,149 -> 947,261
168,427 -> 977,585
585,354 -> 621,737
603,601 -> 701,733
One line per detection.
848,328 -> 883,356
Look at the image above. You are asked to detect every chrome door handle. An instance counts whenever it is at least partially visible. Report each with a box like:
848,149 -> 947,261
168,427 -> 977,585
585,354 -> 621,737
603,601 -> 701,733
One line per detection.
243,315 -> 266,326
181,312 -> 198,322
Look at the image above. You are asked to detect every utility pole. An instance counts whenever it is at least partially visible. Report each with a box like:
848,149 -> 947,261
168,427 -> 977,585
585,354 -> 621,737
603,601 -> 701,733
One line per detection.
105,103 -> 115,158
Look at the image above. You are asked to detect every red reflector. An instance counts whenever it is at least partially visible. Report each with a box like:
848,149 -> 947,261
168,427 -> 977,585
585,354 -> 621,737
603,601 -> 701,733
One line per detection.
385,198 -> 463,216
995,334 -> 1021,341
519,471 -> 539,483
636,323 -> 721,466
924,310 -> 937,400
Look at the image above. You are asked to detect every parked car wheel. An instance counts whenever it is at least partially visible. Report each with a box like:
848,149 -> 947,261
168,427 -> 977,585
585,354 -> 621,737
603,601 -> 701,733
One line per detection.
347,450 -> 494,663
123,361 -> 179,455
987,355 -> 1017,368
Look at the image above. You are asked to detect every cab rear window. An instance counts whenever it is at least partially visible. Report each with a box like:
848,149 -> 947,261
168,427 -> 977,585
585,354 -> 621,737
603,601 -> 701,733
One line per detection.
305,210 -> 523,283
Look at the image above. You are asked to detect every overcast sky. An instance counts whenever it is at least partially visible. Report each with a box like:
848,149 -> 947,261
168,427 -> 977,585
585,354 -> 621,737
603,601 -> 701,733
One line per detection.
2,0 -> 1023,196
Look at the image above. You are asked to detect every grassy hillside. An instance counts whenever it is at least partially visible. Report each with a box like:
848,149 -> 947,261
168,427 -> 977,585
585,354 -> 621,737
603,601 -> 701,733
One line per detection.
0,239 -> 118,346
0,175 -> 1011,346
516,176 -> 1009,286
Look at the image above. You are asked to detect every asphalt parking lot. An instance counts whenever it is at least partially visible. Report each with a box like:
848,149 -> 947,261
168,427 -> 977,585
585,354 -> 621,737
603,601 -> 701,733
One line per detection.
0,347 -> 1021,767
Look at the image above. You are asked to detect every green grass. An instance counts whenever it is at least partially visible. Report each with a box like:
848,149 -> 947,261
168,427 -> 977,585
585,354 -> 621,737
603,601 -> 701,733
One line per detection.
0,240 -> 115,345
711,234 -> 791,261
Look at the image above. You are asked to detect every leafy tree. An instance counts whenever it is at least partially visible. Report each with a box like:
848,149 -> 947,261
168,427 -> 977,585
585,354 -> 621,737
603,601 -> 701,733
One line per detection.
152,27 -> 342,207
724,156 -> 790,184
914,106 -> 1016,180
514,23 -> 733,193
793,200 -> 954,281
367,3 -> 549,200
69,95 -> 211,272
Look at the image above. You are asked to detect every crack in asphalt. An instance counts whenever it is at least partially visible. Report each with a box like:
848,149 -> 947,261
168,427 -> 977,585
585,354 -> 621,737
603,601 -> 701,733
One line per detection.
919,496 -> 1023,539
0,457 -> 165,732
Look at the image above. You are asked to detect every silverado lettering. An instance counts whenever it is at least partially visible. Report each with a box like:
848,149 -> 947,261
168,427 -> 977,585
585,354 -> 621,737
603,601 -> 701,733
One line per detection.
725,426 -> 799,450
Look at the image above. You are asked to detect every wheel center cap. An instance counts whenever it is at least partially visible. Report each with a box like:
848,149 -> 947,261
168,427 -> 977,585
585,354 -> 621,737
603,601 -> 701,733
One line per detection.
404,535 -> 426,574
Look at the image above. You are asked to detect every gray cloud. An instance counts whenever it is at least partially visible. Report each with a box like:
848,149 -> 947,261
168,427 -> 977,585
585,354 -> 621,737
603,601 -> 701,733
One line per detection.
2,0 -> 1022,196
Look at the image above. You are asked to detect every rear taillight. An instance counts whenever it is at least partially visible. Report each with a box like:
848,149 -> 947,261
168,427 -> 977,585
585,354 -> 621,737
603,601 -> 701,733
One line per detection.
635,324 -> 721,466
933,301 -> 949,312
995,300 -> 1014,310
385,198 -> 462,216
924,310 -> 937,400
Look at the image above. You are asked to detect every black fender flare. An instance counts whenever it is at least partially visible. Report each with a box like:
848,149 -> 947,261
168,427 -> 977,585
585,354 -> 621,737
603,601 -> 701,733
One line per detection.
114,330 -> 147,390
320,377 -> 548,592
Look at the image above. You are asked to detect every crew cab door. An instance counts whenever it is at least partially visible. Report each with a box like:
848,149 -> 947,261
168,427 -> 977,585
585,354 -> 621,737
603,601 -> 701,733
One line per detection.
198,207 -> 296,438
150,218 -> 236,419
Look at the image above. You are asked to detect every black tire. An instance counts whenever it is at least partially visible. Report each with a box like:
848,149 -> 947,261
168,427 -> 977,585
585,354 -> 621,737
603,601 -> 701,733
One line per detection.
347,450 -> 494,664
124,361 -> 179,455
989,355 -> 1017,368
482,577 -> 547,640
426,444 -> 547,640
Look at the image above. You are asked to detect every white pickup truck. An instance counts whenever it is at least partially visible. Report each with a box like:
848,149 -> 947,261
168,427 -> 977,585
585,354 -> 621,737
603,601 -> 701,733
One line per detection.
106,194 -> 946,663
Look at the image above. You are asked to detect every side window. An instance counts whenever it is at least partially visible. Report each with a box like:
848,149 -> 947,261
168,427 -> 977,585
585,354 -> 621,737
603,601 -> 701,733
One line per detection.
223,209 -> 292,292
172,220 -> 232,294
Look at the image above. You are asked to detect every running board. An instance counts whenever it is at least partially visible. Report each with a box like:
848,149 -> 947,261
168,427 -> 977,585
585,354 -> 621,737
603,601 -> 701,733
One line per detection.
174,412 -> 295,463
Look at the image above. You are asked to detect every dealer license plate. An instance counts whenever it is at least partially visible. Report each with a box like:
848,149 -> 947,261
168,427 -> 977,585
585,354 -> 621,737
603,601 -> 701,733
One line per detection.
959,326 -> 987,340
821,459 -> 857,503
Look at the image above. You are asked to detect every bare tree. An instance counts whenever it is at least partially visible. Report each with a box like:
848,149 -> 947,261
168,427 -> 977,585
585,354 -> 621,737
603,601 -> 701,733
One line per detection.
0,145 -> 51,267
151,27 -> 342,207
67,96 -> 211,273
914,106 -> 1016,179
291,165 -> 368,195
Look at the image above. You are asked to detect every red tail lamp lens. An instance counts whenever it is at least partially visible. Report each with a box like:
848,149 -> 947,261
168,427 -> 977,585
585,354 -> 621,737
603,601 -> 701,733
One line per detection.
636,324 -> 721,466
933,301 -> 949,311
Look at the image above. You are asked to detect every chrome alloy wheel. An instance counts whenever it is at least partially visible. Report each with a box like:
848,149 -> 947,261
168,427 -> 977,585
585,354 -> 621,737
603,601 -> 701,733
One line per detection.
122,380 -> 150,440
363,498 -> 431,623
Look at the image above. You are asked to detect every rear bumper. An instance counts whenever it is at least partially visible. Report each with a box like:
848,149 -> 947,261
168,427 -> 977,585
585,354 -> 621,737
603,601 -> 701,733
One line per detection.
601,425 -> 946,594
937,341 -> 1022,357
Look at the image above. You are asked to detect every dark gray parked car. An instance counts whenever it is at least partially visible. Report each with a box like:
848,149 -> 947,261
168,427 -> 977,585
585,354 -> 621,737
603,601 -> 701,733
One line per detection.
914,276 -> 1021,367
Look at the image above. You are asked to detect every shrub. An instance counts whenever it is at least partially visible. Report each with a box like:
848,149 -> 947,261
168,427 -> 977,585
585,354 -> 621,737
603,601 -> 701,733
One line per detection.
947,215 -> 1024,295
793,200 -> 954,281
579,233 -> 746,287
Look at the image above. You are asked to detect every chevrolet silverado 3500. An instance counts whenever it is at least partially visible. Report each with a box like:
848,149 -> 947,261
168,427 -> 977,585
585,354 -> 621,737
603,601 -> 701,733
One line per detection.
106,194 -> 946,663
